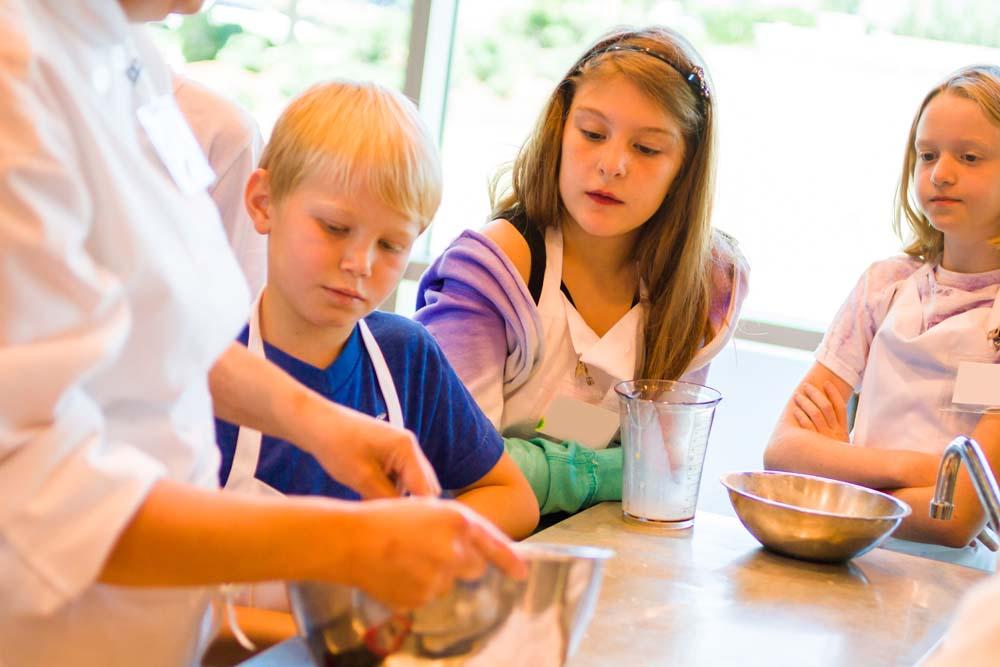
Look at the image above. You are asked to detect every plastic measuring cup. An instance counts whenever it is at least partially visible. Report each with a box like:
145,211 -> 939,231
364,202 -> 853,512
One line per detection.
615,379 -> 722,529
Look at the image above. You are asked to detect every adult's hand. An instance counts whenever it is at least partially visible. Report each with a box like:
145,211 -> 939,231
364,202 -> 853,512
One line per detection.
339,497 -> 527,609
295,396 -> 440,499
209,343 -> 440,498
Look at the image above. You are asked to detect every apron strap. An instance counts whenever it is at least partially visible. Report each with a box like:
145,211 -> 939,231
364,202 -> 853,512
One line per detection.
227,289 -> 266,490
229,301 -> 407,490
358,318 -> 404,428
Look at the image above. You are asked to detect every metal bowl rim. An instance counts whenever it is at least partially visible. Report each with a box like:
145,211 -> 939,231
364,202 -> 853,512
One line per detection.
720,470 -> 912,521
514,542 -> 615,562
614,379 -> 722,406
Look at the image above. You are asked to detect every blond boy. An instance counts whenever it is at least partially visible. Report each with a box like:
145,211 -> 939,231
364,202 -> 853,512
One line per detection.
215,81 -> 539,539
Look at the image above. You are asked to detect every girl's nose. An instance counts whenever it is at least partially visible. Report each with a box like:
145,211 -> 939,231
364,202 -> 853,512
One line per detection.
930,156 -> 957,186
598,143 -> 627,179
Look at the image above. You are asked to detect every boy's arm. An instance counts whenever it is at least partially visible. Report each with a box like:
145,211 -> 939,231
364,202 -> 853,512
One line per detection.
888,413 -> 1000,548
455,452 -> 539,540
764,361 -> 940,489
503,437 -> 622,516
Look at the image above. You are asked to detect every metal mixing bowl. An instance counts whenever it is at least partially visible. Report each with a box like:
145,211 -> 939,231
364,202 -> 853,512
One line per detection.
721,471 -> 911,563
287,542 -> 613,666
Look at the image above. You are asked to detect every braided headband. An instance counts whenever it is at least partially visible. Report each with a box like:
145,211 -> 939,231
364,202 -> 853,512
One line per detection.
581,43 -> 711,102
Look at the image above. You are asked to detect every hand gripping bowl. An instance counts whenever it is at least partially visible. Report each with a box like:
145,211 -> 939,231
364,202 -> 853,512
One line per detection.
287,543 -> 613,666
721,471 -> 911,563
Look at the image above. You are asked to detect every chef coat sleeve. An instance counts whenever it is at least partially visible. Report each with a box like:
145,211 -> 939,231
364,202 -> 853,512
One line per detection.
172,74 -> 267,297
0,29 -> 166,616
209,121 -> 266,296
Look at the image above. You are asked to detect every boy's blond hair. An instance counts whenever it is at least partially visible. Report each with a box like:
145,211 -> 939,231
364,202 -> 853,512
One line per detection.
260,80 -> 442,229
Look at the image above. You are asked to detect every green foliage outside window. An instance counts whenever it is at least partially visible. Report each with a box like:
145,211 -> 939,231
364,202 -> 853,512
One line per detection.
893,0 -> 1000,49
178,13 -> 243,62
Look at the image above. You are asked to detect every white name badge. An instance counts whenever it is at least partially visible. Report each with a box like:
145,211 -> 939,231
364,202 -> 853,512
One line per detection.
536,395 -> 620,450
137,94 -> 216,195
952,361 -> 1000,409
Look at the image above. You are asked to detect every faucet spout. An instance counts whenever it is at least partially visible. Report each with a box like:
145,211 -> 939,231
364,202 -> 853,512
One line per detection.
930,436 -> 1000,532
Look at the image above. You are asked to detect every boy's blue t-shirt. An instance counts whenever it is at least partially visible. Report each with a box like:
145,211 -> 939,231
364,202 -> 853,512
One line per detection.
215,311 -> 504,498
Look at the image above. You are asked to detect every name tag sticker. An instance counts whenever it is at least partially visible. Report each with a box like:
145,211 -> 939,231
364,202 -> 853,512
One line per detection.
536,395 -> 619,450
952,361 -> 1000,408
137,94 -> 215,195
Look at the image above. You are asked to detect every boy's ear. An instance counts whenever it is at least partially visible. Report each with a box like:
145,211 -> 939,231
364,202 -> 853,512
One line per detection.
244,168 -> 274,235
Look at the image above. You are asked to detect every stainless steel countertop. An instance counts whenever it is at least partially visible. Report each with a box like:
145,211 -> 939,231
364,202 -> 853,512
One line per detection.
238,503 -> 988,666
540,503 -> 987,667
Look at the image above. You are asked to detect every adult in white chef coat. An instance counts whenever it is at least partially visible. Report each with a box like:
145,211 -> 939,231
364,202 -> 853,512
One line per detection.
0,2 -> 523,666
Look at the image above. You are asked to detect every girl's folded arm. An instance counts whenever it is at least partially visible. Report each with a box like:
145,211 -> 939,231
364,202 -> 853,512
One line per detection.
889,413 -> 1000,548
764,361 -> 939,489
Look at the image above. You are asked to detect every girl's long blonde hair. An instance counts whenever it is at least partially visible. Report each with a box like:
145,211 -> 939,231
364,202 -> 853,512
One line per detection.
491,26 -> 719,381
895,65 -> 1000,262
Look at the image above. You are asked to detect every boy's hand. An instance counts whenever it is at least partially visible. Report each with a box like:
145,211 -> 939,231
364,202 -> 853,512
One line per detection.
343,498 -> 527,609
792,381 -> 850,442
299,398 -> 441,499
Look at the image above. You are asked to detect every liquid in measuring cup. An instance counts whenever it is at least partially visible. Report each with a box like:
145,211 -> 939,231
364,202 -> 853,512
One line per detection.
616,380 -> 721,529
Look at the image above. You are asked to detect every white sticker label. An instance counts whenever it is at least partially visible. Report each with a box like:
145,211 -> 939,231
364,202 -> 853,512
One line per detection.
952,361 -> 1000,408
137,94 -> 215,195
536,395 -> 620,450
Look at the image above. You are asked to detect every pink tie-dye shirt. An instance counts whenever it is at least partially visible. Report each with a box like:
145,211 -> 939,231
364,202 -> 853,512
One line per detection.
816,256 -> 1000,391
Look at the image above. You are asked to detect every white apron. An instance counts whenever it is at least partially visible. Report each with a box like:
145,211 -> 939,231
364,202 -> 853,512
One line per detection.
500,227 -> 641,439
500,226 -> 738,439
224,292 -> 404,607
854,263 -> 1000,570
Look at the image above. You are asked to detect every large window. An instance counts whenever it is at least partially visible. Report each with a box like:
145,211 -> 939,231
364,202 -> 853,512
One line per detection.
151,0 -> 413,134
439,0 -> 1000,331
163,1 -> 1000,338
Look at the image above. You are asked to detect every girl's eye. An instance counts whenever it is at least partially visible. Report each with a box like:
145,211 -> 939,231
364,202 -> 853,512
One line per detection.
962,153 -> 980,163
379,240 -> 405,253
917,151 -> 935,163
581,129 -> 604,141
635,144 -> 661,156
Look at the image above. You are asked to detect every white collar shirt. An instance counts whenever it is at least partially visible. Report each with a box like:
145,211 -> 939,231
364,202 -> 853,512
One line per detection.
0,1 -> 248,664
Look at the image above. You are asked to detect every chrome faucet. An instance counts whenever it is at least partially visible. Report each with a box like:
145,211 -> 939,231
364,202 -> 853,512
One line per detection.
930,436 -> 1000,533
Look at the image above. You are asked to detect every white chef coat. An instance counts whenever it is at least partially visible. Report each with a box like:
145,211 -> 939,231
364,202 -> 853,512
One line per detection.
0,2 -> 249,665
172,71 -> 267,297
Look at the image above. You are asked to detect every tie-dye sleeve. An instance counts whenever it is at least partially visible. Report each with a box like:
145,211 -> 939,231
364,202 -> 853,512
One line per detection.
815,257 -> 921,391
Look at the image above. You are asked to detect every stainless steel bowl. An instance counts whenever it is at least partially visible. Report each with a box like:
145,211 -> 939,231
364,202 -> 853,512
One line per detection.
288,542 -> 613,666
721,471 -> 911,563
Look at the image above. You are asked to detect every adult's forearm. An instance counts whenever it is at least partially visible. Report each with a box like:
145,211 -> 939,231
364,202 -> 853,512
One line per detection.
209,342 -> 351,448
100,479 -> 359,587
209,343 -> 301,439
